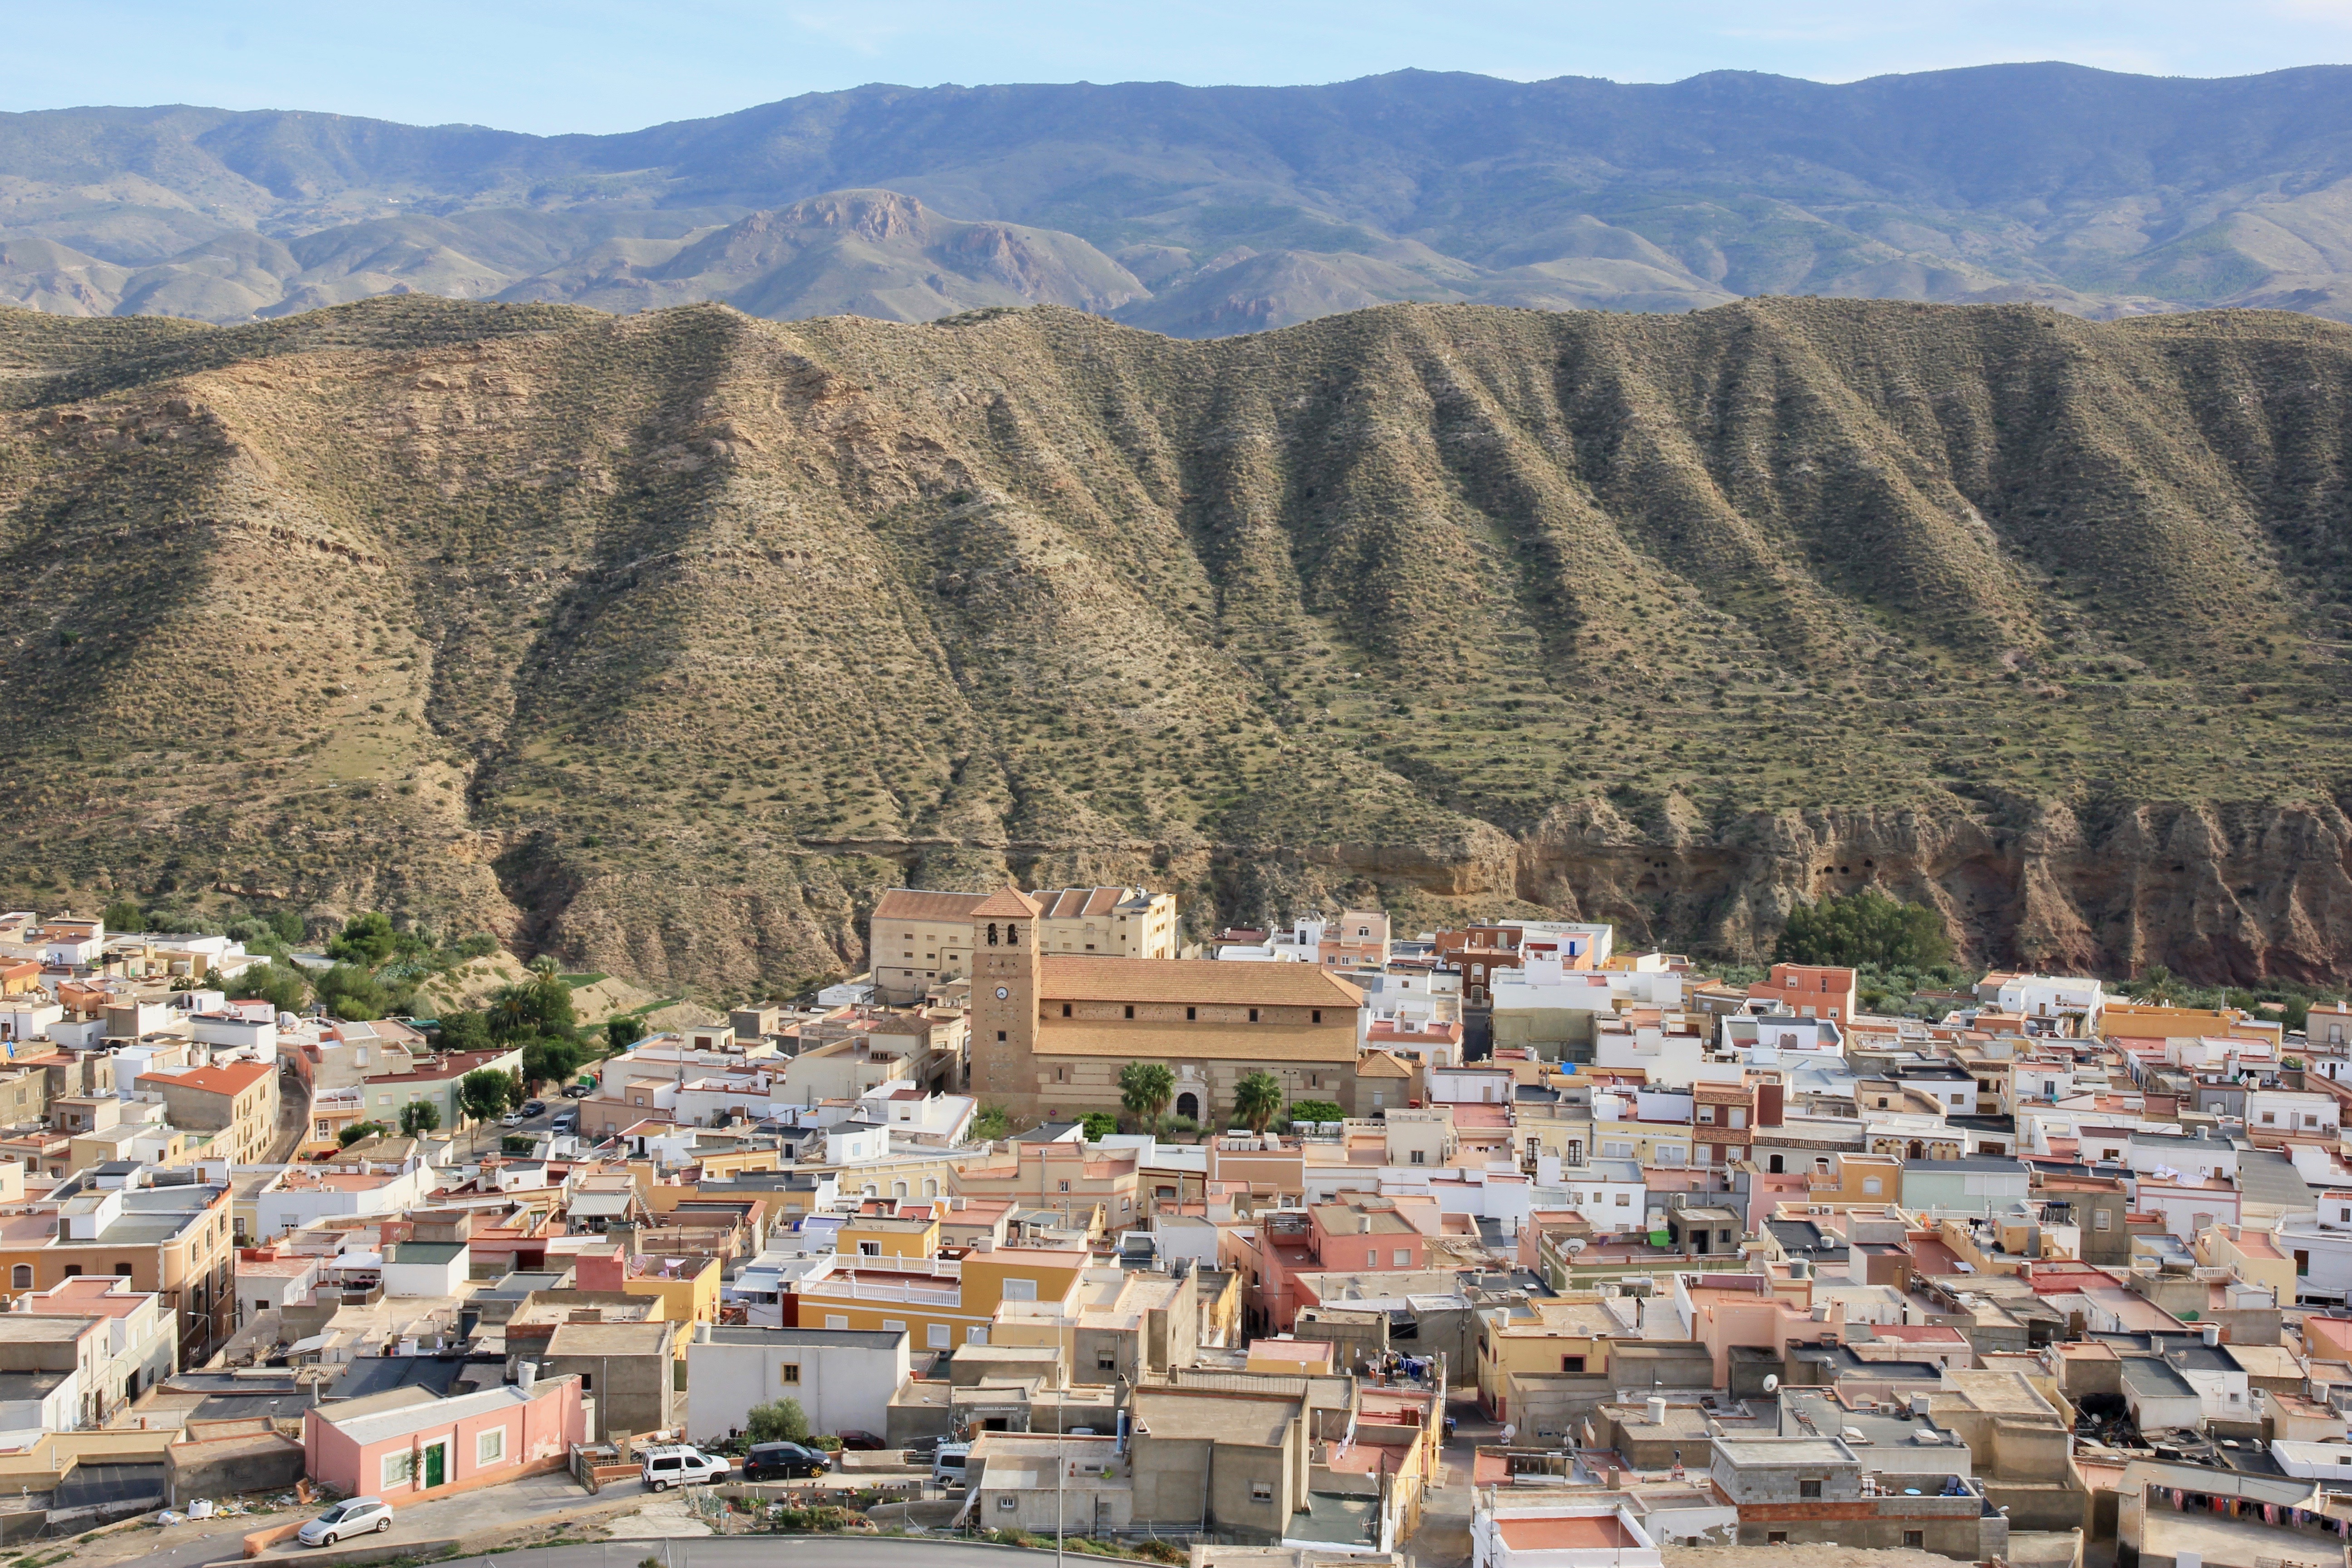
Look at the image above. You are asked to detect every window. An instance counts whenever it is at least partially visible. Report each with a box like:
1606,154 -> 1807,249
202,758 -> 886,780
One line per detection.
1063,1004 -> 1072,1018
780,1363 -> 802,1384
883,1319 -> 906,1332
1799,1480 -> 1822,1498
1903,1534 -> 1925,1551
2094,1209 -> 2112,1231
998,1496 -> 1019,1511
1393,1249 -> 1411,1266
1615,1193 -> 1630,1206
1862,1178 -> 1882,1196
1560,1354 -> 1585,1372
1124,1005 -> 1134,1019
8,1265 -> 26,1289
1058,1180 -> 1071,1193
1250,1482 -> 1274,1503
1249,1009 -> 1260,1023
859,1240 -> 881,1256
2263,1111 -> 2277,1124
476,1427 -> 506,1466
826,1314 -> 849,1330
996,1031 -> 1006,1043
1410,1150 -> 1425,1165
113,1263 -> 132,1277
928,1325 -> 951,1349
382,1450 -> 416,1490
967,1326 -> 989,1344
1186,1007 -> 1196,1020
1001,1277 -> 1039,1302
61,1266 -> 79,1279
1098,1352 -> 1118,1371
1312,1009 -> 1322,1024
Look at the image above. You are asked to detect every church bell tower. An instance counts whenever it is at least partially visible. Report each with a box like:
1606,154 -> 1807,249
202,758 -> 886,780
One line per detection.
968,885 -> 1043,1111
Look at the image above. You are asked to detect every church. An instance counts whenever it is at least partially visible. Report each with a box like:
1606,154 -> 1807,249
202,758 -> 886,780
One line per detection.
965,887 -> 1370,1126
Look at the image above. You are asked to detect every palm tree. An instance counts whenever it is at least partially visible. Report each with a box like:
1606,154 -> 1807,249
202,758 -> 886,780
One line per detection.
1231,1071 -> 1282,1135
1118,1061 -> 1176,1131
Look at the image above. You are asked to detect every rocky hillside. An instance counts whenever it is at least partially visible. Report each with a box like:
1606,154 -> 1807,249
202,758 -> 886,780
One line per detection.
4,294 -> 2352,996
15,65 -> 2352,331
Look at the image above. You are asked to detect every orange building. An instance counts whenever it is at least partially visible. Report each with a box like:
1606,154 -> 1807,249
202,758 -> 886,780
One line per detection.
1748,963 -> 1857,1024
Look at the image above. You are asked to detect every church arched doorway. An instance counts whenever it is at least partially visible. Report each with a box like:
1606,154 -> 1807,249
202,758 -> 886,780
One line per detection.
1175,1092 -> 1200,1122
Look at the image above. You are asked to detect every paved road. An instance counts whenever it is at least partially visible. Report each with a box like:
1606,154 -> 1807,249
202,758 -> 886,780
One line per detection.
424,1542 -> 1046,1568
261,1066 -> 311,1165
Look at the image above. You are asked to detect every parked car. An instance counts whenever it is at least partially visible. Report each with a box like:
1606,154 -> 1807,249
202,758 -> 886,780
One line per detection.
562,1083 -> 594,1098
552,1113 -> 578,1133
298,1498 -> 392,1546
640,1444 -> 732,1490
833,1430 -> 886,1451
499,1112 -> 526,1127
521,1099 -> 546,1116
742,1441 -> 830,1480
932,1443 -> 972,1488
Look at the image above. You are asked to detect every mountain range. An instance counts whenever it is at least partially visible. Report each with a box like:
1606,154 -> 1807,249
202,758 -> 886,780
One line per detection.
12,64 -> 2352,334
5,293 -> 2352,995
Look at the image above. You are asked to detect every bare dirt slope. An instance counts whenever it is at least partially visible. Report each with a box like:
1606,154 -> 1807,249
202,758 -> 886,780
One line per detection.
4,294 -> 2352,998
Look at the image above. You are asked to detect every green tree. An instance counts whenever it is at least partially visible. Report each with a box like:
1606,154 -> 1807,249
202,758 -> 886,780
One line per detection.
328,912 -> 400,966
745,1399 -> 810,1444
459,1068 -> 518,1122
399,1101 -> 442,1137
490,970 -> 577,1042
101,901 -> 145,934
230,960 -> 309,1014
1118,1061 -> 1176,1129
1289,1100 -> 1344,1127
1775,889 -> 1953,970
338,1121 -> 388,1147
436,1010 -> 493,1052
970,1104 -> 1011,1141
1230,1071 -> 1282,1134
606,1015 -> 646,1053
316,963 -> 392,1021
268,910 -> 306,946
522,1036 -> 585,1092
1078,1111 -> 1119,1141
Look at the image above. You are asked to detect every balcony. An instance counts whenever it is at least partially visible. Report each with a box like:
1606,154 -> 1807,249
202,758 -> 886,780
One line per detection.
796,1274 -> 963,1308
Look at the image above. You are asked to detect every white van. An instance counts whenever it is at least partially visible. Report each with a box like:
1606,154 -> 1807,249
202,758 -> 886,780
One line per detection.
932,1443 -> 972,1488
640,1444 -> 732,1490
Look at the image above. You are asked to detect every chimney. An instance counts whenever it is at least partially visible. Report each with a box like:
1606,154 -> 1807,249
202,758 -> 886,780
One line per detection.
2202,1323 -> 2221,1347
514,1361 -> 536,1393
1647,1396 -> 1668,1426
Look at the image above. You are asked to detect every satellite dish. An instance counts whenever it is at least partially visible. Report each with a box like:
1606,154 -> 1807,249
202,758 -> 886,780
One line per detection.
1564,1239 -> 1587,1255
1763,1374 -> 1780,1394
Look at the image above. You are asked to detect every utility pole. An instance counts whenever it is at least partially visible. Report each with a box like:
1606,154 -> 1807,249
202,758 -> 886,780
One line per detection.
1056,1424 -> 1065,1568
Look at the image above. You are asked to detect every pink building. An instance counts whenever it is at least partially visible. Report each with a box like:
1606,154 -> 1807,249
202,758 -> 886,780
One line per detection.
1225,1196 -> 1441,1334
303,1375 -> 584,1502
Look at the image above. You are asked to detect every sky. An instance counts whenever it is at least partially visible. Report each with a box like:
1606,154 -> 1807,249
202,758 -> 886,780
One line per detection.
4,0 -> 2350,135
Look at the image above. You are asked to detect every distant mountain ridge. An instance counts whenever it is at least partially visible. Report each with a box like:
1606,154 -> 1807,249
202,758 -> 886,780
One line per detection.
11,64 -> 2352,332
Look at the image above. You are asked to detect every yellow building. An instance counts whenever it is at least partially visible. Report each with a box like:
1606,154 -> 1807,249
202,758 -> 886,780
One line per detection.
1475,1299 -> 1622,1419
2195,1223 -> 2298,1299
869,886 -> 1180,1005
792,1245 -> 1089,1355
967,887 -> 1366,1124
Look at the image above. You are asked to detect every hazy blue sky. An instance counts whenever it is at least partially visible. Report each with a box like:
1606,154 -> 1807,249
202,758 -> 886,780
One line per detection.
5,0 -> 2349,134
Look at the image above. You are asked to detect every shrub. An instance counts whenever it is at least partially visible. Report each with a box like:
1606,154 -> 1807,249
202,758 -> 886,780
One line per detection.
745,1398 -> 809,1444
1776,888 -> 1952,970
101,901 -> 145,933
1288,1099 -> 1344,1126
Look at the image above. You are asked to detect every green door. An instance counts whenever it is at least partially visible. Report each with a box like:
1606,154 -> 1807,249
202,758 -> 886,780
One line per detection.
424,1443 -> 446,1488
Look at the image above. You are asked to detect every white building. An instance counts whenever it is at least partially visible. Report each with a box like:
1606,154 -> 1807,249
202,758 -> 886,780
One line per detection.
1473,1497 -> 1665,1568
684,1324 -> 909,1442
1994,975 -> 2106,1031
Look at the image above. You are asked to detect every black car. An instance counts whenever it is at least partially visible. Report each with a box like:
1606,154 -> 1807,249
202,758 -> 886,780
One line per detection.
521,1099 -> 546,1116
562,1083 -> 593,1098
743,1441 -> 829,1480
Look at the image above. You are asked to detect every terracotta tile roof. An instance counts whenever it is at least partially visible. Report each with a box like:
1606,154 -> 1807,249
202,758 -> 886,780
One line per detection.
161,1063 -> 273,1096
1034,887 -> 1131,918
1039,956 -> 1363,1006
872,889 -> 991,921
972,887 -> 1044,919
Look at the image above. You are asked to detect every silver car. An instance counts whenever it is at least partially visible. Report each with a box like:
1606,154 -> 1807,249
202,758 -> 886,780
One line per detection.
297,1497 -> 393,1546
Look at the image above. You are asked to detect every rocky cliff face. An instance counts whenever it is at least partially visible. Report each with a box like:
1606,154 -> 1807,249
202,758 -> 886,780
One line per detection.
3,295 -> 2351,994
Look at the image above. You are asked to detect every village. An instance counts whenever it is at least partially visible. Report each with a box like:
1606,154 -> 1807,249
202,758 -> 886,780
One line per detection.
0,892 -> 2344,1568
